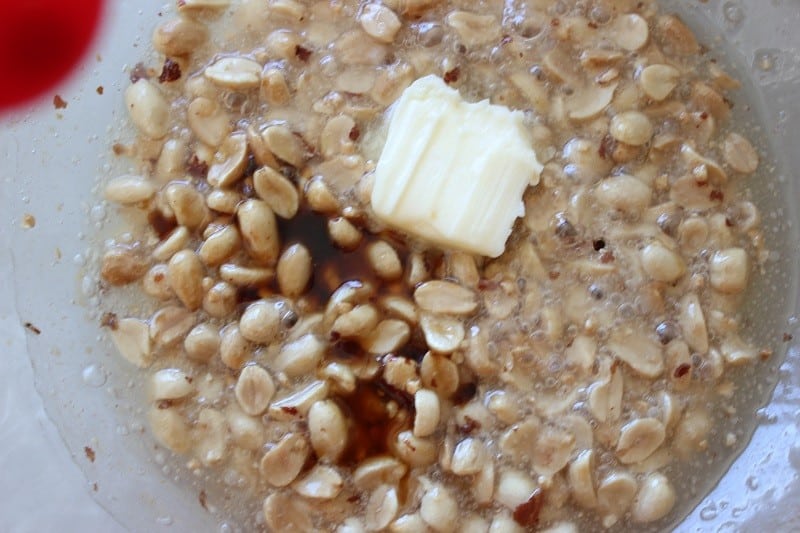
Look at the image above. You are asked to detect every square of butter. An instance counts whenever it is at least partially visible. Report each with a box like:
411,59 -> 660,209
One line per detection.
371,75 -> 542,258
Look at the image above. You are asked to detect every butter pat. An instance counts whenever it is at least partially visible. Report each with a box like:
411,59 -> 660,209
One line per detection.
371,75 -> 542,258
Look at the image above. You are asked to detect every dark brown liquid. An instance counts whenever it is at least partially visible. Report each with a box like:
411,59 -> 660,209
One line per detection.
147,209 -> 177,240
336,379 -> 413,467
277,207 -> 387,306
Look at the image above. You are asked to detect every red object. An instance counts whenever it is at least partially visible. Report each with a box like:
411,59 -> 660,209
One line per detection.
0,0 -> 105,110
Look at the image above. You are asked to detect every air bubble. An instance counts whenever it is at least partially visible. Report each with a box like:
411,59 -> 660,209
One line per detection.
116,424 -> 130,436
82,364 -> 107,387
90,204 -> 107,223
156,515 -> 173,526
745,475 -> 759,491
699,501 -> 718,520
753,49 -> 781,76
722,1 -> 744,26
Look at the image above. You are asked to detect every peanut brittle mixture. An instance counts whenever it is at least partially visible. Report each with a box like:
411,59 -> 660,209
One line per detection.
98,0 -> 770,530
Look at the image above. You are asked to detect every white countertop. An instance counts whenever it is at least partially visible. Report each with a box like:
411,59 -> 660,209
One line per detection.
0,232 -> 124,532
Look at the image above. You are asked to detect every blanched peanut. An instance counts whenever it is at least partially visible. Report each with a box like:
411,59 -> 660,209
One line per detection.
187,97 -> 231,147
353,456 -> 407,489
610,111 -> 653,146
568,450 -> 597,509
125,80 -> 170,139
473,461 -> 495,505
673,409 -> 710,457
616,418 -> 666,464
152,226 -> 190,262
264,124 -> 306,167
308,400 -> 348,461
276,243 -> 312,297
390,513 -> 428,533
394,430 -> 437,467
194,408 -> 228,466
420,313 -> 465,354
148,407 -> 191,453
206,189 -> 242,214
273,334 -> 326,377
382,355 -> 419,393
262,491 -> 313,532
335,29 -> 390,66
239,299 -> 282,344
640,242 -> 686,283
227,406 -> 265,450
104,175 -> 156,205
143,264 -> 173,300
219,324 -> 250,369
611,14 -> 649,51
446,11 -> 500,47
260,433 -> 310,487
678,216 -> 709,253
205,57 -> 262,90
150,368 -> 194,400
414,280 -> 477,316
360,4 -> 402,43
367,241 -> 403,280
678,294 -> 709,354
167,249 -> 204,310
254,166 -> 299,219
235,364 -> 275,415
709,248 -> 748,293
152,17 -> 208,57
165,182 -> 208,230
109,318 -> 152,368
198,225 -> 241,267
321,362 -> 356,394
306,177 -> 340,213
361,319 -> 411,354
413,389 -> 440,437
450,438 -> 486,475
597,471 -> 637,521
495,469 -> 538,510
328,217 -> 363,250
338,518 -> 365,533
101,246 -> 148,285
292,464 -> 344,500
203,281 -> 237,318
631,473 -> 676,523
265,29 -> 303,61
489,514 -> 525,533
207,133 -> 249,188
332,304 -> 380,338
219,264 -> 274,286
366,484 -> 399,530
639,64 -> 679,101
380,295 -> 418,325
655,14 -> 699,55
420,351 -> 459,397
420,483 -> 459,533
238,199 -> 281,265
320,115 -> 357,158
261,67 -> 290,105
149,306 -> 195,349
723,133 -> 759,174
184,323 -> 220,362
595,175 -> 652,214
